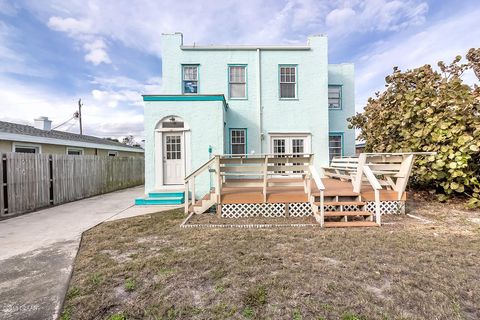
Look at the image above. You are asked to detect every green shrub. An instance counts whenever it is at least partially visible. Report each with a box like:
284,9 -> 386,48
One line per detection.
349,49 -> 480,207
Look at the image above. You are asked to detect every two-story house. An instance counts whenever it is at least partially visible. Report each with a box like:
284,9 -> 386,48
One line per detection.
142,33 -> 355,200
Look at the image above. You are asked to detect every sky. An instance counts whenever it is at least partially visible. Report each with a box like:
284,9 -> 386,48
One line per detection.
0,0 -> 479,141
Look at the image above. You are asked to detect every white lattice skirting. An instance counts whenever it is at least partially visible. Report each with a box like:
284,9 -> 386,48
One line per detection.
288,203 -> 314,217
366,201 -> 404,214
221,201 -> 405,218
221,203 -> 286,218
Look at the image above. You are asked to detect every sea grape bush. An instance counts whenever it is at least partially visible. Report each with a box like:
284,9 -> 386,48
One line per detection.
349,49 -> 480,207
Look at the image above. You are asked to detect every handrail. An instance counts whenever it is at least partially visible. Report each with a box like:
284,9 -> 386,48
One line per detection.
363,152 -> 436,156
184,156 -> 217,182
220,153 -> 313,158
363,165 -> 382,225
362,165 -> 382,190
309,165 -> 325,190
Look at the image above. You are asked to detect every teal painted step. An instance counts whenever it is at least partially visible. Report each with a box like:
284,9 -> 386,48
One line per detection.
148,191 -> 185,198
135,190 -> 185,205
135,196 -> 184,205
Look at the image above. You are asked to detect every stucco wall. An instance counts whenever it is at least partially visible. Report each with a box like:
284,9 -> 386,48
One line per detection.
328,64 -> 356,157
144,100 -> 225,196
260,36 -> 329,166
161,33 -> 331,167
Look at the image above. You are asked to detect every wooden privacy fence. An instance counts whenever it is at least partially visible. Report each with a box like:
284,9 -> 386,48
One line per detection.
0,153 -> 144,218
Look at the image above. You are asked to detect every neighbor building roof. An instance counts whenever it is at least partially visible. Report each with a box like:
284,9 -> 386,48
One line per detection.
0,120 -> 144,153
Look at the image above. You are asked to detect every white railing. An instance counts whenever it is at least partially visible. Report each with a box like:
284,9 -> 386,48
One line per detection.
184,156 -> 219,214
184,154 -> 315,213
362,165 -> 382,225
220,154 -> 314,204
309,164 -> 325,226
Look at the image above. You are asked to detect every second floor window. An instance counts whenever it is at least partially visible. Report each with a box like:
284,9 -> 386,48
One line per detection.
182,65 -> 198,94
279,66 -> 297,99
229,66 -> 246,99
328,85 -> 342,109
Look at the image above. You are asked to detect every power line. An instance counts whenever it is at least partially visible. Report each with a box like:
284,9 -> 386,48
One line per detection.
51,116 -> 75,130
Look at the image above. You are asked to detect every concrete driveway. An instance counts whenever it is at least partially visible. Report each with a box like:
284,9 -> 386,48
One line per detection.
0,186 -> 180,320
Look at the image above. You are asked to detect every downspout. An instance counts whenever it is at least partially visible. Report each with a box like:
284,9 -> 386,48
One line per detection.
256,48 -> 263,153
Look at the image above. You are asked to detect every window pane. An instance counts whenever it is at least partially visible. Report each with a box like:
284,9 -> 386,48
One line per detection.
292,139 -> 304,154
230,83 -> 246,98
231,144 -> 245,155
15,147 -> 37,153
329,136 -> 342,160
273,139 -> 286,154
328,86 -> 341,109
280,83 -> 295,98
183,66 -> 198,80
183,81 -> 198,93
229,66 -> 246,83
230,129 -> 246,155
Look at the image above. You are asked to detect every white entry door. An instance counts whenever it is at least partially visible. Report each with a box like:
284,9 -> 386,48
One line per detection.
271,135 -> 309,174
163,133 -> 184,184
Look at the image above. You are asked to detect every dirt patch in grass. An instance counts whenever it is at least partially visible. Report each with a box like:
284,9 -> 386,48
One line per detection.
62,198 -> 480,320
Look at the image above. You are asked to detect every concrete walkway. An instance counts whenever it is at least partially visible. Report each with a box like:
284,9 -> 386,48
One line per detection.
0,186 -> 181,320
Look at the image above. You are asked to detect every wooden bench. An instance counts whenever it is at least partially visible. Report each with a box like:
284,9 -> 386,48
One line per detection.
322,157 -> 359,181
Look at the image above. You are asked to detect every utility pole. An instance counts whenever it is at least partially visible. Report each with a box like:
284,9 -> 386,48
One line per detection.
78,98 -> 83,135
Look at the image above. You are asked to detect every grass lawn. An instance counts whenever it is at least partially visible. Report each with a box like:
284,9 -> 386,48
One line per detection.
62,195 -> 480,320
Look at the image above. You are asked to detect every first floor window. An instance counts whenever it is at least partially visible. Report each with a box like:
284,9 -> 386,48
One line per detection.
14,144 -> 39,153
67,148 -> 83,155
230,129 -> 246,155
279,65 -> 297,99
108,151 -> 119,157
229,66 -> 246,99
328,85 -> 342,109
329,134 -> 343,161
182,65 -> 198,94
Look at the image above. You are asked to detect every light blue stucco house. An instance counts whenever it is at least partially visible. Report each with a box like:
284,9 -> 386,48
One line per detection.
141,32 -> 355,203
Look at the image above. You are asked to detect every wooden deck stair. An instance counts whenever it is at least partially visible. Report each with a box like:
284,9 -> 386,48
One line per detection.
324,221 -> 379,228
190,190 -> 216,214
313,192 -> 378,228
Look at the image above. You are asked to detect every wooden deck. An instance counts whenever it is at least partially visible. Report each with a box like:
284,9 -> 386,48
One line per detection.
183,153 -> 426,226
221,178 -> 405,204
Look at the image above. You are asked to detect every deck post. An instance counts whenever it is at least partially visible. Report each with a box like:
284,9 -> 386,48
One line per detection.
184,181 -> 189,214
320,190 -> 325,227
215,155 -> 221,203
375,189 -> 381,225
191,177 -> 195,205
353,153 -> 366,193
263,156 -> 268,203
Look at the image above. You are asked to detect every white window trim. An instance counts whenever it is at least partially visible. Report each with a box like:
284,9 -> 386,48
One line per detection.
108,151 -> 119,156
268,133 -> 311,154
12,142 -> 42,153
228,65 -> 247,99
230,129 -> 247,155
66,147 -> 84,155
279,65 -> 298,99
